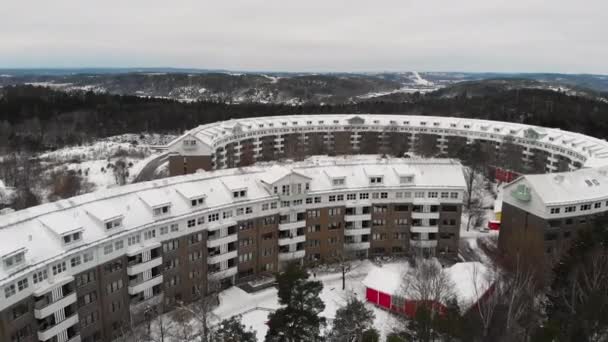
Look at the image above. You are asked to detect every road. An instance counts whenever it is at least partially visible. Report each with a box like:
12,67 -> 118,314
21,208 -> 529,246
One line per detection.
132,152 -> 170,183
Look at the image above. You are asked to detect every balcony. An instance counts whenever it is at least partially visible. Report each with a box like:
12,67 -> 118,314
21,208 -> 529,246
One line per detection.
344,228 -> 371,236
278,234 -> 306,246
209,266 -> 238,281
345,242 -> 371,250
207,234 -> 238,248
207,250 -> 238,264
411,212 -> 440,220
410,226 -> 439,234
278,250 -> 306,261
37,314 -> 79,341
410,239 -> 438,248
35,292 -> 77,319
127,257 -> 163,276
128,275 -> 164,295
344,214 -> 372,222
278,220 -> 306,231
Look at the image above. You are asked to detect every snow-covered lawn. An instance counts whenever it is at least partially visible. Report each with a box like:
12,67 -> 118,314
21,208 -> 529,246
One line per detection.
210,260 -> 407,341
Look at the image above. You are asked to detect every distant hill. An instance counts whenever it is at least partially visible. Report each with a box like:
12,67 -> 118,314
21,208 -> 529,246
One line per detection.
1,69 -> 607,104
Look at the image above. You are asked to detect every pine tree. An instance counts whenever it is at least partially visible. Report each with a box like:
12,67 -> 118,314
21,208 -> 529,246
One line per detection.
214,316 -> 256,342
265,263 -> 326,342
329,297 -> 375,342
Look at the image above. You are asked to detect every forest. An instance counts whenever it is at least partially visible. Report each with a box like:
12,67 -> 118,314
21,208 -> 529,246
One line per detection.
1,84 -> 608,153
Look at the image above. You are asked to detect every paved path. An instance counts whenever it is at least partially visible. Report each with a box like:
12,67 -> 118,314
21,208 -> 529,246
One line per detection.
133,152 -> 169,183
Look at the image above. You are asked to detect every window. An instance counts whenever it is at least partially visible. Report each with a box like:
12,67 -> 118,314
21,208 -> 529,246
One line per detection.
372,192 -> 379,199
400,176 -> 413,184
359,193 -> 369,200
293,199 -> 303,206
115,240 -> 124,250
329,195 -> 336,202
314,197 -> 322,203
308,210 -> 321,218
441,192 -> 449,199
281,201 -> 290,208
63,231 -> 82,244
395,218 -> 408,225
308,224 -> 321,233
415,191 -> 425,198
595,202 -> 602,209
337,194 -> 344,201
17,278 -> 28,291
223,210 -> 233,219
80,291 -> 97,306
333,178 -> 345,186
233,190 -> 247,199
329,208 -> 341,216
160,226 -> 169,235
580,204 -> 592,211
428,192 -> 438,198
187,219 -> 196,228
450,192 -> 458,199
281,185 -> 290,195
128,234 -> 141,246
33,270 -> 48,284
381,192 -> 388,199
4,284 -> 16,298
262,203 -> 270,211
191,197 -> 205,207
171,223 -> 179,232
70,256 -> 82,268
189,233 -> 203,245
239,252 -> 253,263
163,240 -> 179,252
550,207 -> 561,214
347,193 -> 356,200
106,279 -> 123,294
110,300 -> 122,313
76,271 -> 96,287
52,262 -> 66,275
103,244 -> 113,255
83,252 -> 93,263
105,218 -> 122,230
236,208 -> 245,216
3,252 -> 25,269
565,206 -> 576,213
208,213 -> 219,222
153,205 -> 170,216
370,176 -> 383,184
271,202 -> 278,209
144,229 -> 156,240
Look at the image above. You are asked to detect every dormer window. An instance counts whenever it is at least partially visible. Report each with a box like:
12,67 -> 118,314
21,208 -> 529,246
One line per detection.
62,231 -> 82,244
191,197 -> 205,207
183,139 -> 197,146
370,176 -> 383,184
233,190 -> 247,199
332,178 -> 345,186
400,176 -> 414,184
2,249 -> 26,269
105,218 -> 123,230
153,205 -> 171,216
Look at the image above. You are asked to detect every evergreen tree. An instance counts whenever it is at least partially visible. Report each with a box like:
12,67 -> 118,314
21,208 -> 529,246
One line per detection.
214,316 -> 257,342
329,297 -> 375,342
265,263 -> 326,342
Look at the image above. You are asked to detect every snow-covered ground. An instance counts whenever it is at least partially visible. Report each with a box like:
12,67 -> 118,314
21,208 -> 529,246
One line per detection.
0,133 -> 175,207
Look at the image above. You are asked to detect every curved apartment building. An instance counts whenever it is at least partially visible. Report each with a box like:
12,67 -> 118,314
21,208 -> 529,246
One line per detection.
0,156 -> 465,342
165,114 -> 608,175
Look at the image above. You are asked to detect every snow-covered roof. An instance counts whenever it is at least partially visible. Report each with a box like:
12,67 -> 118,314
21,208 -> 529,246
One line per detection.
174,182 -> 207,200
0,155 -> 465,285
257,165 -> 311,185
504,166 -> 608,218
39,213 -> 83,235
362,263 -> 408,295
444,262 -> 492,312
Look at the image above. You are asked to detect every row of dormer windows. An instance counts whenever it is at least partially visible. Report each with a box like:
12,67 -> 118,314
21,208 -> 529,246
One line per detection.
549,201 -> 608,215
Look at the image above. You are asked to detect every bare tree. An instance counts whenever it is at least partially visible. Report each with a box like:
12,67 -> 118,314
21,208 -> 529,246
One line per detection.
462,167 -> 486,231
174,282 -> 221,342
471,263 -> 500,339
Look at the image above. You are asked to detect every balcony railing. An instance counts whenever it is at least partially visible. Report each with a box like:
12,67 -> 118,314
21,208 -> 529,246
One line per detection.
34,292 -> 77,319
37,313 -> 79,341
127,256 -> 163,276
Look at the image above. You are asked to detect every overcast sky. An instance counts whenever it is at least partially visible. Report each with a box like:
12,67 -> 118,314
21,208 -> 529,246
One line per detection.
1,0 -> 606,74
